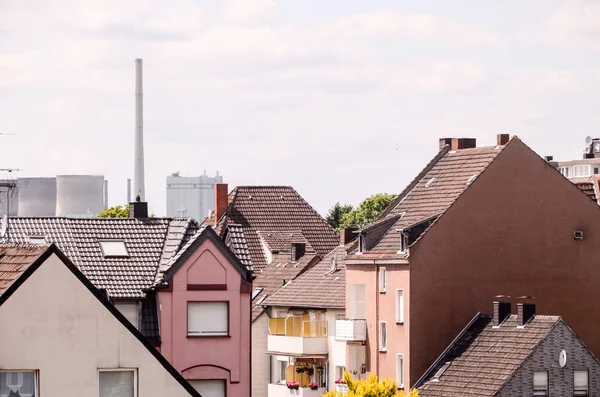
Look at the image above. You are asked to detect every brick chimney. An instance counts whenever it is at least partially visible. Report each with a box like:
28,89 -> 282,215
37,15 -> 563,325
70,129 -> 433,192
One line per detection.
493,296 -> 511,327
214,183 -> 228,224
497,134 -> 510,146
129,195 -> 148,219
517,296 -> 535,327
339,228 -> 358,245
291,242 -> 306,261
439,138 -> 477,151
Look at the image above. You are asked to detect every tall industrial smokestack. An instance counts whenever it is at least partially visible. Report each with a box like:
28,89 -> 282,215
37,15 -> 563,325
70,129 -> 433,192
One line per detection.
134,58 -> 145,202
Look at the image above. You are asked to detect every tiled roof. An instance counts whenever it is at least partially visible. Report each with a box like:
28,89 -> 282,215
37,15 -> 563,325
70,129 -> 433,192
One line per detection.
225,224 -> 252,271
251,252 -> 320,321
141,291 -> 161,346
0,217 -> 200,298
367,145 -> 505,254
575,182 -> 597,202
0,243 -> 49,294
263,244 -> 352,309
214,186 -> 338,272
417,314 -> 560,397
258,230 -> 314,253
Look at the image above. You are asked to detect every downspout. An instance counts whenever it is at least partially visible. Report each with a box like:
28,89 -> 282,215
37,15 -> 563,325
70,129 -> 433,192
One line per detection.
249,274 -> 253,397
375,264 -> 380,376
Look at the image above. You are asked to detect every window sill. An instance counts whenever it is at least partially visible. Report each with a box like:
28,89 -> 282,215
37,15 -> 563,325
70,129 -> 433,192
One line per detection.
187,334 -> 231,338
396,322 -> 404,325
379,349 -> 387,353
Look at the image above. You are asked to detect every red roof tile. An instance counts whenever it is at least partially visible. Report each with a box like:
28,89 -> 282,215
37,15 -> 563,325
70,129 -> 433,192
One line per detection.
0,243 -> 49,294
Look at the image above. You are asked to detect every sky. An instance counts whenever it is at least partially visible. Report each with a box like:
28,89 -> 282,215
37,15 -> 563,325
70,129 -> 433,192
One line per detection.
1,0 -> 600,216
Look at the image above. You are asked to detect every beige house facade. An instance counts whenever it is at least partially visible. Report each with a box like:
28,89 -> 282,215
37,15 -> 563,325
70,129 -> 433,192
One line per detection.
0,243 -> 199,397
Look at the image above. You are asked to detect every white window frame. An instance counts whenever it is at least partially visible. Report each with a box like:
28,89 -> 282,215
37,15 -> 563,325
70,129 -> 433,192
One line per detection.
559,166 -> 571,178
98,368 -> 137,397
98,240 -> 129,258
379,321 -> 387,352
396,289 -> 404,324
533,371 -> 548,396
277,359 -> 288,384
187,301 -> 229,336
28,236 -> 46,244
574,370 -> 589,396
379,267 -> 386,293
396,354 -> 404,389
0,370 -> 38,397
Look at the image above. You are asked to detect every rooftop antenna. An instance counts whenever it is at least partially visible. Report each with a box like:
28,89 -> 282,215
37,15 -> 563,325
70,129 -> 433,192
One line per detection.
134,58 -> 146,202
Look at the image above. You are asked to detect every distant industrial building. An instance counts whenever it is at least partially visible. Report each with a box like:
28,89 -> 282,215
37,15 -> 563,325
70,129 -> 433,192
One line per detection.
0,175 -> 107,217
166,171 -> 223,221
554,136 -> 600,178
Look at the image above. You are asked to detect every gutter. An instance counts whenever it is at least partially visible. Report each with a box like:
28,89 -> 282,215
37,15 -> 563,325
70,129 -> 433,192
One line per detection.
346,258 -> 409,265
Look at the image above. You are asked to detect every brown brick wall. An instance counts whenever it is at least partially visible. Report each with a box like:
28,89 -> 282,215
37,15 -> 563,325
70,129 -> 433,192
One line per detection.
409,139 -> 600,384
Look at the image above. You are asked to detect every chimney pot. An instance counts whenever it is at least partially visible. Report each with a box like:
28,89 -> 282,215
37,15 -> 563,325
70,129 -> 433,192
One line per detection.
214,183 -> 229,225
291,242 -> 306,261
545,155 -> 554,162
497,134 -> 510,146
517,298 -> 535,327
340,228 -> 358,245
493,297 -> 511,327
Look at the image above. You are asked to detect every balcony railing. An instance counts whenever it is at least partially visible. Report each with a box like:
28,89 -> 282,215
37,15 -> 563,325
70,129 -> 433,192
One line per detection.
269,317 -> 328,337
335,319 -> 367,341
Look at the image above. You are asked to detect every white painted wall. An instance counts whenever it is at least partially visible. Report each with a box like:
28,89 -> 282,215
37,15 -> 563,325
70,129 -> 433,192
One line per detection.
326,309 -> 346,388
252,314 -> 270,397
0,253 -> 194,397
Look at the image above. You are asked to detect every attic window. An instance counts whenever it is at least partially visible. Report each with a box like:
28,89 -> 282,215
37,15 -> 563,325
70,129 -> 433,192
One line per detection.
466,174 -> 477,186
425,178 -> 436,187
99,240 -> 129,257
252,288 -> 264,300
397,229 -> 408,254
28,236 -> 46,244
330,257 -> 337,272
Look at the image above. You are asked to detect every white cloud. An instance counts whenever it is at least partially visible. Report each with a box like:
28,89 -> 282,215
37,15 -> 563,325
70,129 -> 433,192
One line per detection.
221,0 -> 277,26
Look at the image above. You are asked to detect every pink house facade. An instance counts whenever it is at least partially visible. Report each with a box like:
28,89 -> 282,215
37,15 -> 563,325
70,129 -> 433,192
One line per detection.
156,227 -> 252,397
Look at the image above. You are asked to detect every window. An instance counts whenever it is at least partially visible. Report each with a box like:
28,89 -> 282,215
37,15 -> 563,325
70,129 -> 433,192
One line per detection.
188,302 -> 228,336
398,229 -> 408,254
574,370 -> 589,396
278,360 -> 288,384
335,366 -> 346,379
99,240 -> 129,257
99,369 -> 136,397
559,167 -> 571,178
533,371 -> 548,396
114,301 -> 139,329
330,256 -> 337,272
396,354 -> 404,388
574,165 -> 591,177
252,288 -> 263,300
396,289 -> 404,324
0,371 -> 36,397
379,321 -> 387,352
594,167 -> 599,175
348,284 -> 366,319
379,268 -> 386,293
28,236 -> 45,244
189,380 -> 226,397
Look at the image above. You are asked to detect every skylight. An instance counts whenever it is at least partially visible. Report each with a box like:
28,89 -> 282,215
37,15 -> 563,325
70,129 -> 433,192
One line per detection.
28,236 -> 46,244
99,240 -> 129,257
252,287 -> 264,300
425,178 -> 436,187
466,174 -> 478,186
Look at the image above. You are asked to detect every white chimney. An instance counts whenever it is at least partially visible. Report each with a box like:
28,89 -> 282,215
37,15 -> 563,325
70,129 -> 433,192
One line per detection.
134,58 -> 145,202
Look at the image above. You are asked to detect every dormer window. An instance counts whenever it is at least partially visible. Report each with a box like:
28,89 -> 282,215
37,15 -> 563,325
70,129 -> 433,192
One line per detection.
99,240 -> 129,258
252,287 -> 263,300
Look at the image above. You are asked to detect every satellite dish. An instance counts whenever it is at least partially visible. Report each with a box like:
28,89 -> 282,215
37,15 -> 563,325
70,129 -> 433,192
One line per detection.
559,350 -> 567,368
586,136 -> 593,145
0,214 -> 7,238
584,145 -> 591,154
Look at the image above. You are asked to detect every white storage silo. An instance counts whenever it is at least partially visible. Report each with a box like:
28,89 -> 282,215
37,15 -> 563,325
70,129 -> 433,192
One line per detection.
55,175 -> 105,217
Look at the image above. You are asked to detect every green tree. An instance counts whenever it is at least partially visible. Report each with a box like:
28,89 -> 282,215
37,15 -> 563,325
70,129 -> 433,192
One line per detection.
326,202 -> 354,230
97,205 -> 129,218
340,193 -> 396,228
323,371 -> 418,397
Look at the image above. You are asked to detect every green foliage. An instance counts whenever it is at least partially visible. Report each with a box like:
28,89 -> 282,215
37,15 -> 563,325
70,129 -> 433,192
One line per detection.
339,193 -> 396,228
326,202 -> 354,230
97,205 -> 129,218
322,371 -> 418,397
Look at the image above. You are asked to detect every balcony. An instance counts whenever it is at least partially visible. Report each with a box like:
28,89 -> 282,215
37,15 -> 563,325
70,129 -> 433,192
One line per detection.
335,319 -> 367,341
268,317 -> 328,355
268,384 -> 327,397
